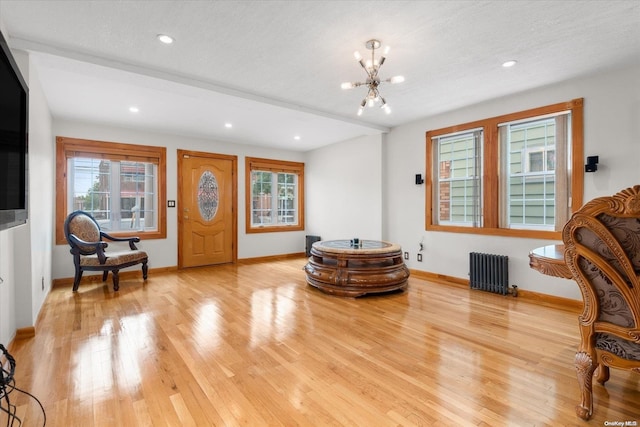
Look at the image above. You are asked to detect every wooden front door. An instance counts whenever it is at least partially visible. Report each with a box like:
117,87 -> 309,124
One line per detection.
178,150 -> 237,268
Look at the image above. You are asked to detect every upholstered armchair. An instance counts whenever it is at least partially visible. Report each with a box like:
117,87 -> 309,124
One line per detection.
64,210 -> 149,292
562,186 -> 640,420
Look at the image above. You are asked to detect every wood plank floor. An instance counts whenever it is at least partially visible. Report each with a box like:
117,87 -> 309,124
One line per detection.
4,258 -> 639,426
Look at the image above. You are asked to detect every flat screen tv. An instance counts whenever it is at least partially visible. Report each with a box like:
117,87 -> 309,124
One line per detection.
0,29 -> 28,231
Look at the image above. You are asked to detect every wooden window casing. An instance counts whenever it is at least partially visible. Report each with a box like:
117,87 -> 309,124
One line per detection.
245,157 -> 305,233
425,98 -> 584,239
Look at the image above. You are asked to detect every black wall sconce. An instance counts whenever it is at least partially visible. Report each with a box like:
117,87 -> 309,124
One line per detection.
585,156 -> 599,173
415,173 -> 424,185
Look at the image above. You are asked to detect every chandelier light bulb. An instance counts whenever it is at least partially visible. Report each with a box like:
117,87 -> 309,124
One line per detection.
157,34 -> 174,44
357,107 -> 364,116
388,75 -> 405,84
341,82 -> 355,90
379,45 -> 390,64
380,97 -> 391,114
354,51 -> 362,61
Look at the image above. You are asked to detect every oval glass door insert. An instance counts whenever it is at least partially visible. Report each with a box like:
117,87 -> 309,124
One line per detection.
198,170 -> 219,221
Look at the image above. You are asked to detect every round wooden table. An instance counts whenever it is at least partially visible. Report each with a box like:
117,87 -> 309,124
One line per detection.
304,240 -> 410,297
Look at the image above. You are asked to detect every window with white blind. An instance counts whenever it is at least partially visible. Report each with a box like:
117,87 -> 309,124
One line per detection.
426,98 -> 583,239
55,136 -> 167,244
67,158 -> 158,231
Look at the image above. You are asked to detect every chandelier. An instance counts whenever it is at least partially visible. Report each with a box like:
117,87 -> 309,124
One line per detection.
341,39 -> 405,116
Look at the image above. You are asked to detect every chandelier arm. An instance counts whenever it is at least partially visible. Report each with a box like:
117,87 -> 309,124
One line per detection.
371,63 -> 382,78
377,54 -> 386,74
371,46 -> 379,77
371,45 -> 376,68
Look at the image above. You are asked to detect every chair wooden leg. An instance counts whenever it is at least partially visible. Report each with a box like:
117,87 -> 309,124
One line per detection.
72,267 -> 83,292
595,363 -> 610,385
142,260 -> 148,280
575,351 -> 596,420
102,271 -> 109,282
112,270 -> 120,291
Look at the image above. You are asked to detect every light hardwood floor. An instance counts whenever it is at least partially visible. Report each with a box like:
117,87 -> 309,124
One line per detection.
4,258 -> 639,426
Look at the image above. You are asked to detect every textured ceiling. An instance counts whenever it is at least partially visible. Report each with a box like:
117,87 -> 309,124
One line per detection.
0,0 -> 638,151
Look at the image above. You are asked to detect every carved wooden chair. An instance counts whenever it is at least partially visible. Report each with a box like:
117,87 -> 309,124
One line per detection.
562,185 -> 640,420
64,210 -> 148,292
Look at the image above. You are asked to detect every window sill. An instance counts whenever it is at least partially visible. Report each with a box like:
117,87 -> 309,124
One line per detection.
246,225 -> 304,234
426,224 -> 562,240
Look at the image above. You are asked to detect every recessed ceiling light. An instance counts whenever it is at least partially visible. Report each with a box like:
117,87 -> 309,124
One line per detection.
157,34 -> 174,44
294,135 -> 301,141
129,106 -> 139,113
502,60 -> 517,68
224,123 -> 233,128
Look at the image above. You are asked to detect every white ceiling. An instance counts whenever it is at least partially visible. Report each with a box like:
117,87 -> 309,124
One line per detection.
0,0 -> 638,152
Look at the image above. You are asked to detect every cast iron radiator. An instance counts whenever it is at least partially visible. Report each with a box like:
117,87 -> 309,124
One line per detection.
469,252 -> 511,295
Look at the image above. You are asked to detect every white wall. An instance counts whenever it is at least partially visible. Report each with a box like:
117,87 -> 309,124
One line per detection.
27,53 -> 54,324
305,134 -> 383,241
384,64 -> 640,301
51,120 -> 308,280
0,48 -> 54,346
0,230 -> 17,344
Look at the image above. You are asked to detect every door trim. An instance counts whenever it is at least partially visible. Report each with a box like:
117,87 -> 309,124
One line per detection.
177,149 -> 238,268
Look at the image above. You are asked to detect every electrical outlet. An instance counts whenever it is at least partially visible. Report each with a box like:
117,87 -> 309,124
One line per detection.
417,253 -> 423,262
403,252 -> 409,260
